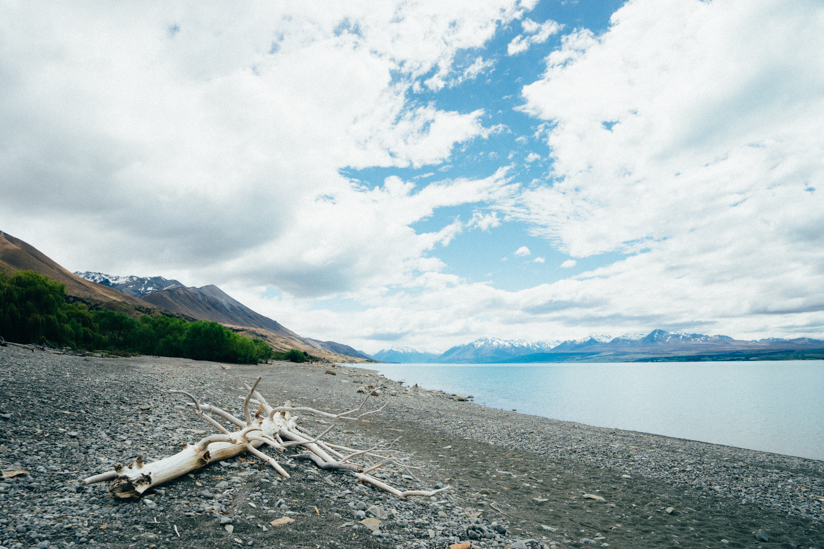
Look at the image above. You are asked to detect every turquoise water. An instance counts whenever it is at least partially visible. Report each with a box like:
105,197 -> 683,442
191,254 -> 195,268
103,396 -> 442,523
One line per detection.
348,361 -> 824,461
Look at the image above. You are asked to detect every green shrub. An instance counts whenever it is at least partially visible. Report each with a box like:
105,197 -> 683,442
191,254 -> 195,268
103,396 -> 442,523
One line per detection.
0,269 -> 274,363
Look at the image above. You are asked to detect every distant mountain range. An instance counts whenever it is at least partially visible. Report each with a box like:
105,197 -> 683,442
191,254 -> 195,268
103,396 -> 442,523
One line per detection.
437,337 -> 560,363
0,229 -> 370,362
375,329 -> 824,363
371,347 -> 439,363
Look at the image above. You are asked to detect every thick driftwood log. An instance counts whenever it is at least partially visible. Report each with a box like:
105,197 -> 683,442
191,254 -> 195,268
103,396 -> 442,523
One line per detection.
83,378 -> 449,500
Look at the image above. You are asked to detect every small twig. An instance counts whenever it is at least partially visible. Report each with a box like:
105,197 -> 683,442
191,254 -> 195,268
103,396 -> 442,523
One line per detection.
281,424 -> 336,448
243,377 -> 262,426
245,444 -> 289,477
490,502 -> 512,517
569,518 -> 601,530
169,390 -> 203,415
361,457 -> 392,475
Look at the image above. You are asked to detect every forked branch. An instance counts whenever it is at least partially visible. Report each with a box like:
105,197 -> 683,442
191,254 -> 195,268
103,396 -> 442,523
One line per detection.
83,379 -> 448,500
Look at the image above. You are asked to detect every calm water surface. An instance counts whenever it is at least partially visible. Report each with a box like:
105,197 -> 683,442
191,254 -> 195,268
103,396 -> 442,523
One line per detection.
347,361 -> 824,461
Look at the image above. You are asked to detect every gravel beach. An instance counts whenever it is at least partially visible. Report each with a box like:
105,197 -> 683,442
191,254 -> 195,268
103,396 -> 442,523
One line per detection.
1,345 -> 822,549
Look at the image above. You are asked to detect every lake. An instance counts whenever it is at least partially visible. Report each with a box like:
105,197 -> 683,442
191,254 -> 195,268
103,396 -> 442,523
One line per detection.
347,361 -> 824,461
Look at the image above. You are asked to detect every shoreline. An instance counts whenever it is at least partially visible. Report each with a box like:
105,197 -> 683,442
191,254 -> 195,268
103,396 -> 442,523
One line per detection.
345,363 -> 824,461
1,346 -> 822,548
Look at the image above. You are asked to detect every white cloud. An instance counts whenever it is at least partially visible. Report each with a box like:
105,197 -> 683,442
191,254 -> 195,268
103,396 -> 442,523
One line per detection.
507,18 -> 562,55
533,257 -> 545,263
506,0 -> 824,336
0,0 -> 527,291
467,211 -> 501,231
560,259 -> 576,268
514,246 -> 531,257
525,152 -> 541,162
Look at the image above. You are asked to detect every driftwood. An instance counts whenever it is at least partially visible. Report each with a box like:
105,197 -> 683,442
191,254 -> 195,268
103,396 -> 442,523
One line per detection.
83,378 -> 449,499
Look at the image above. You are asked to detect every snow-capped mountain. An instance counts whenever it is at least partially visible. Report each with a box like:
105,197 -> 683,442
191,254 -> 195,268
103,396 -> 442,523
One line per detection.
75,271 -> 183,298
434,338 -> 560,363
640,329 -> 733,344
372,346 -> 439,363
426,329 -> 824,363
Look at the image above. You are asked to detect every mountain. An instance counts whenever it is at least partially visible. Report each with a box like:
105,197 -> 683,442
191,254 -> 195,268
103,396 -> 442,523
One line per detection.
372,346 -> 439,363
1,229 -> 370,363
501,330 -> 824,363
0,230 -> 161,316
75,273 -> 372,362
434,337 -> 560,363
74,271 -> 183,298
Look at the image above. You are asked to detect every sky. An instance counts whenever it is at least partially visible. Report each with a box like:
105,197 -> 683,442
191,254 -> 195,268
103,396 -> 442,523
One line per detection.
2,0 -> 823,354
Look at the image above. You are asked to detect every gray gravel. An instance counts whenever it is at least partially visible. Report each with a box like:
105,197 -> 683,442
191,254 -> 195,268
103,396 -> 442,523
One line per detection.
1,345 -> 822,549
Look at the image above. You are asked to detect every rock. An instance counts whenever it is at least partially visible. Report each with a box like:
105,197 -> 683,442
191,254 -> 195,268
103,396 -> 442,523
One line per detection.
142,498 -> 157,509
219,516 -> 233,525
449,543 -> 470,549
532,498 -> 549,504
270,517 -> 295,527
510,541 -> 528,549
325,369 -> 336,375
583,494 -> 606,502
357,386 -> 368,394
366,505 -> 389,520
224,524 -> 234,534
755,529 -> 769,542
579,539 -> 596,545
665,507 -> 676,514
721,540 -> 729,545
540,525 -> 557,532
360,517 -> 381,532
354,501 -> 368,511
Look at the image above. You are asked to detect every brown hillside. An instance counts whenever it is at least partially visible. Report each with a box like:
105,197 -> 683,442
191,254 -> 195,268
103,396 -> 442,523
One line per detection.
0,230 -> 162,316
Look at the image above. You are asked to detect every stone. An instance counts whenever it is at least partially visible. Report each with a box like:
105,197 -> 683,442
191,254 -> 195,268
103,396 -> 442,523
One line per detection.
367,505 -> 389,520
510,541 -> 528,549
219,516 -> 233,525
665,507 -> 676,514
533,498 -> 549,504
579,539 -> 596,546
270,517 -> 295,527
325,369 -> 336,375
755,529 -> 769,542
449,544 -> 470,549
540,525 -> 557,532
224,525 -> 234,534
360,517 -> 381,532
142,499 -> 157,509
583,494 -> 606,502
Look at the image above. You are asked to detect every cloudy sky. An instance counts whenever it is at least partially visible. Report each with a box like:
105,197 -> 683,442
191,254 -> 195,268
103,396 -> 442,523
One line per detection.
2,0 -> 823,354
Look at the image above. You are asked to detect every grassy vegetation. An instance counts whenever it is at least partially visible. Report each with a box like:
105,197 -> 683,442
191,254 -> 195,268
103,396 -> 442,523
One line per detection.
0,270 -> 273,364
271,348 -> 320,363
